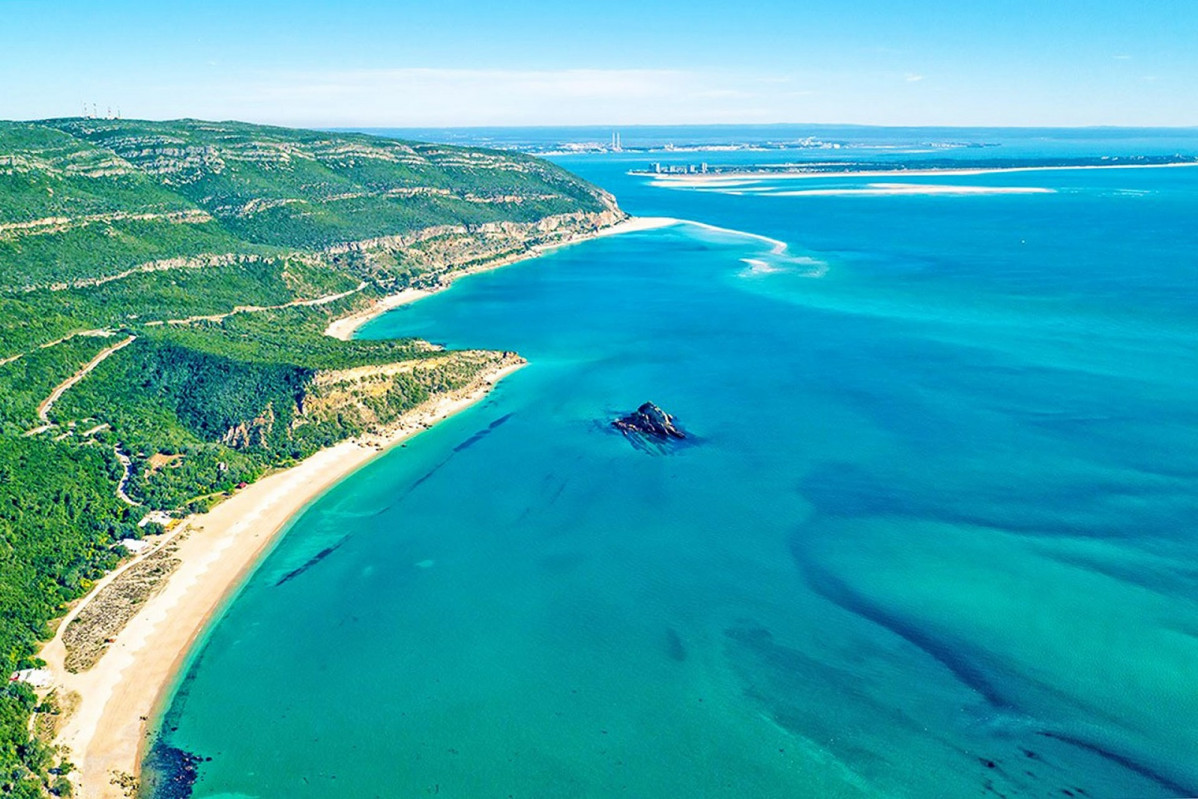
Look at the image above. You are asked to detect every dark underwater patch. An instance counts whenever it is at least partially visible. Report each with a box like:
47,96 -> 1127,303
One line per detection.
140,739 -> 205,799
453,412 -> 513,452
722,621 -> 894,771
408,458 -> 450,491
794,550 -> 1011,709
798,460 -> 1194,540
664,628 -> 687,662
275,536 -> 349,586
1035,731 -> 1195,797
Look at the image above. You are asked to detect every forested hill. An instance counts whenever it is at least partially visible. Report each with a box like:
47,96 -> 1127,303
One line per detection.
0,117 -> 616,292
0,119 -> 622,797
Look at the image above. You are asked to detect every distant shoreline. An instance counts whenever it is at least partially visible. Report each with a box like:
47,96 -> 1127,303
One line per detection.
639,160 -> 1198,185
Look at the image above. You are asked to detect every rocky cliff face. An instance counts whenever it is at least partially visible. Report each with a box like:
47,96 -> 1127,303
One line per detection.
332,207 -> 626,289
220,403 -> 276,449
297,350 -> 523,434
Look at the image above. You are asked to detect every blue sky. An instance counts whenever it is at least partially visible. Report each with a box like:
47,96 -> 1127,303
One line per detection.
2,0 -> 1196,126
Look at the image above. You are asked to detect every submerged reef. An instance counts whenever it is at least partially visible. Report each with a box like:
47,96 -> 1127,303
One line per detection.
140,738 -> 205,799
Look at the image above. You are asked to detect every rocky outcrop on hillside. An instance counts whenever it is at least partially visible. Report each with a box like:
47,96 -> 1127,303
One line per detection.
300,350 -> 523,434
221,403 -> 276,449
331,207 -> 625,289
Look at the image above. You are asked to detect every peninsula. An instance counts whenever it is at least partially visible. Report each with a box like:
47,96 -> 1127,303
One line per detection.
0,118 -> 629,798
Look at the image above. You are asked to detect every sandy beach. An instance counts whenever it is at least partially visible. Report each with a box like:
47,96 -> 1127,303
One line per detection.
591,215 -> 679,237
41,359 -> 524,798
324,287 -> 431,340
771,183 -> 1055,197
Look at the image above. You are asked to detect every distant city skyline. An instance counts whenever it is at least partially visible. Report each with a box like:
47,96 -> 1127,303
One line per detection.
3,0 -> 1197,127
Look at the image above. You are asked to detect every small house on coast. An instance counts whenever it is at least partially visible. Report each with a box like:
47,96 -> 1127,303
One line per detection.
9,669 -> 52,689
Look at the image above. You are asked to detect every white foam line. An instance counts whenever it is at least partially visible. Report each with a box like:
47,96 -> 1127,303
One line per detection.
676,219 -> 788,254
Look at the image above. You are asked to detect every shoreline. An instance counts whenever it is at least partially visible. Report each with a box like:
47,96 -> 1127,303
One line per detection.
42,359 -> 525,798
643,161 -> 1198,187
45,212 -> 682,797
324,215 -> 680,341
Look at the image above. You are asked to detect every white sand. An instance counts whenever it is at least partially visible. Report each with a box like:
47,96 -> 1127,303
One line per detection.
324,288 -> 431,341
591,216 -> 680,237
678,219 -> 788,254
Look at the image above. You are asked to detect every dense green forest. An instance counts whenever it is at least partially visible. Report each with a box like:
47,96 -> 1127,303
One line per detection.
0,118 -> 619,795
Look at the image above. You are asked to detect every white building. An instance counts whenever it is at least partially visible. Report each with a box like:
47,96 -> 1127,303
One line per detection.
119,538 -> 153,554
137,510 -> 172,528
9,669 -> 52,689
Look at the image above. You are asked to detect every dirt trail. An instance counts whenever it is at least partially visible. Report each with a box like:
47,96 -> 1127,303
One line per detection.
148,282 -> 366,327
113,447 -> 140,506
34,335 -> 136,425
1,329 -> 115,368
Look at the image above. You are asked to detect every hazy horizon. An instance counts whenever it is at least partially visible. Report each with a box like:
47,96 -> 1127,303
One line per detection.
13,118 -> 1198,133
4,1 -> 1196,128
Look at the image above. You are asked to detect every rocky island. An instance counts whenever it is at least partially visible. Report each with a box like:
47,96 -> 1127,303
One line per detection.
613,402 -> 686,440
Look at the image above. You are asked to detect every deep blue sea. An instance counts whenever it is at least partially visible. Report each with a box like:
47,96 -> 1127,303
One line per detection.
150,127 -> 1198,798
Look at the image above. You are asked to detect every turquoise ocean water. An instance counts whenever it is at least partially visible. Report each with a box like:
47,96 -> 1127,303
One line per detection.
148,128 -> 1198,798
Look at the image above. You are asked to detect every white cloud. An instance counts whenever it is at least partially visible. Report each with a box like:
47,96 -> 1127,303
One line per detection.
693,89 -> 754,99
905,73 -> 925,82
199,67 -> 788,126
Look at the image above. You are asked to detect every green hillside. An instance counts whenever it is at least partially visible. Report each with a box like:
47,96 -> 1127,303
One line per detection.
0,118 -> 621,797
1,118 -> 610,291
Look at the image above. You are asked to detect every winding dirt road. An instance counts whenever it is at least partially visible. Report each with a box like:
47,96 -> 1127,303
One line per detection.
30,335 -> 136,431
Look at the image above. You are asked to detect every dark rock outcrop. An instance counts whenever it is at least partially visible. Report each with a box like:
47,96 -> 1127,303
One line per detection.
613,402 -> 686,440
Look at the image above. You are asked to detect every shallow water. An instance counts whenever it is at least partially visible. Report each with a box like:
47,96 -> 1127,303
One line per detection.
150,130 -> 1198,798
